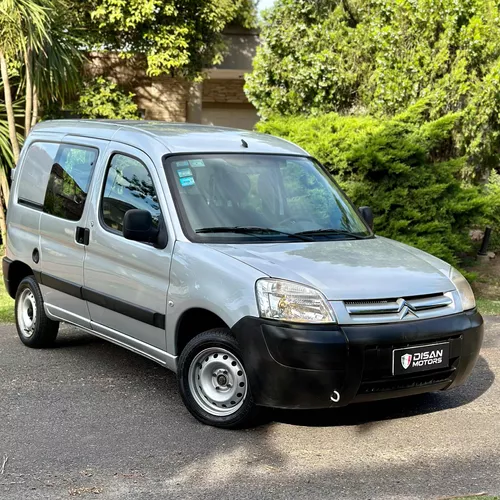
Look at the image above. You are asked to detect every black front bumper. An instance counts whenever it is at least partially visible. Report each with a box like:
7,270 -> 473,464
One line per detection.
232,311 -> 484,410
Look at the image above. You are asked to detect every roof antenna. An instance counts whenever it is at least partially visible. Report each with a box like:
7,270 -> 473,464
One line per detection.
241,139 -> 249,148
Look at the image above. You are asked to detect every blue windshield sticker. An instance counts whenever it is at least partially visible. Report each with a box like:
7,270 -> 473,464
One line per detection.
175,160 -> 190,167
179,176 -> 195,187
177,167 -> 193,178
189,159 -> 205,168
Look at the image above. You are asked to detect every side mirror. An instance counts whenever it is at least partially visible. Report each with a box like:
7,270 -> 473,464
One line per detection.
359,206 -> 374,230
123,209 -> 159,244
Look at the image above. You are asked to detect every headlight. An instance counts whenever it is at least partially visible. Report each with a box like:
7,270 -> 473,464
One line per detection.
449,267 -> 476,311
255,278 -> 336,323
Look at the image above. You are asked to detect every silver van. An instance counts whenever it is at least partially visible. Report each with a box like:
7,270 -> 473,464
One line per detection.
3,120 -> 483,428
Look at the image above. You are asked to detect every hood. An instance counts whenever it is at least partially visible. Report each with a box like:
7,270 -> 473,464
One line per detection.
208,237 -> 454,300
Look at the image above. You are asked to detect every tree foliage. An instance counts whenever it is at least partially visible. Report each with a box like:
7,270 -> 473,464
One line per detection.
246,0 -> 500,175
0,0 -> 84,243
0,82 -> 22,169
74,0 -> 257,78
257,105 -> 500,265
72,77 -> 139,119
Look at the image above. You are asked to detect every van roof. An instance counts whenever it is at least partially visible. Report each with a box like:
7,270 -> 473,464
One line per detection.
32,120 -> 308,156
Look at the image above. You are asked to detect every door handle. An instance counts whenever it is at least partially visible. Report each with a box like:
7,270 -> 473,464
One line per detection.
75,226 -> 90,245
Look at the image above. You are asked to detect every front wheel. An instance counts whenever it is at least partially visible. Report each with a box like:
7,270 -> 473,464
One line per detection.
178,328 -> 261,429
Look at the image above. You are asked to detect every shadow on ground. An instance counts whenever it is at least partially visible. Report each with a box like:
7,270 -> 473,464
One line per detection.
50,327 -> 495,430
1,322 -> 498,499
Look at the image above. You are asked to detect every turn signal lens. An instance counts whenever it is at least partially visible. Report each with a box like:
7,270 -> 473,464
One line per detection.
449,267 -> 476,311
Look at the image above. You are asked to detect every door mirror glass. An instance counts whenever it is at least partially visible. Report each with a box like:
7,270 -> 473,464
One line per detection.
123,209 -> 159,243
359,206 -> 374,230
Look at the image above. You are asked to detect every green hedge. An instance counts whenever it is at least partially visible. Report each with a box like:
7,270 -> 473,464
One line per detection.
257,106 -> 500,266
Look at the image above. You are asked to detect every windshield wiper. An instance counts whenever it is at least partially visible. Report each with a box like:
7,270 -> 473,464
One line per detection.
294,228 -> 371,240
195,226 -> 314,242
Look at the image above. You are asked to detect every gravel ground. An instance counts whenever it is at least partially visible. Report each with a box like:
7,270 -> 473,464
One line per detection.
0,318 -> 499,500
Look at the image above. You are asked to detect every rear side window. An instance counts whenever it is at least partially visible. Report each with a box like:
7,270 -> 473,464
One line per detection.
17,142 -> 60,207
43,144 -> 98,221
101,154 -> 161,233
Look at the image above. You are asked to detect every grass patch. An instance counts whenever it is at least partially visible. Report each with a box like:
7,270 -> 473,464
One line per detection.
476,298 -> 500,316
0,271 -> 14,323
466,257 -> 500,316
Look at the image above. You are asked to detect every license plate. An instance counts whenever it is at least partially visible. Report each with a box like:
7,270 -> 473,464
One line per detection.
392,342 -> 450,376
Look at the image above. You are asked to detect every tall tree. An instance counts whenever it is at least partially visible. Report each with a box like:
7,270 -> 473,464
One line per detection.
245,0 -> 500,176
0,0 -> 83,244
0,0 -> 52,160
0,82 -> 22,240
75,0 -> 257,78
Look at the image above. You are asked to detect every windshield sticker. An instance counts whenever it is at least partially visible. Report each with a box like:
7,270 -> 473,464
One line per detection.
179,176 -> 195,187
176,167 -> 193,178
175,160 -> 190,168
189,159 -> 205,168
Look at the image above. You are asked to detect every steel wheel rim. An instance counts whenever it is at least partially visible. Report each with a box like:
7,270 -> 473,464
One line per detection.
17,288 -> 37,338
188,347 -> 248,416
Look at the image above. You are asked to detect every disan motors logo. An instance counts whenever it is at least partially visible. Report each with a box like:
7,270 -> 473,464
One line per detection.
401,353 -> 413,370
401,349 -> 444,370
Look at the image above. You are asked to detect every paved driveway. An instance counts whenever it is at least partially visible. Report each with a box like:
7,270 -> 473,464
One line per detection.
0,318 -> 499,500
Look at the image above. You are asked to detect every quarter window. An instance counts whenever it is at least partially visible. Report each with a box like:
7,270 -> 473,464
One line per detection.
43,144 -> 98,221
101,154 -> 161,233
17,142 -> 59,207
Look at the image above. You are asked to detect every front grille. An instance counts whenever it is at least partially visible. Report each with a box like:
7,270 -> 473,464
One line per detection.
358,369 -> 455,394
362,335 -> 461,381
343,292 -> 455,323
357,335 -> 462,395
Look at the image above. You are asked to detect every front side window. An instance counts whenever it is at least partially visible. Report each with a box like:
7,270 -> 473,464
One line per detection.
43,144 -> 98,221
101,154 -> 161,233
164,154 -> 370,243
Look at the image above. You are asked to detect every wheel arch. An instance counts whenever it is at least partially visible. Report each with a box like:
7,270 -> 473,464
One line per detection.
175,307 -> 230,356
4,259 -> 34,299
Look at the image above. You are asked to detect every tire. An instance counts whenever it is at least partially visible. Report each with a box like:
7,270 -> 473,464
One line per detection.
178,328 -> 261,429
15,275 -> 59,348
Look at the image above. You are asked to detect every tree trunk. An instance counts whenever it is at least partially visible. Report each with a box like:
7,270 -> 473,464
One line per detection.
24,48 -> 33,137
0,51 -> 21,164
31,85 -> 39,128
0,192 -> 7,249
0,166 -> 9,207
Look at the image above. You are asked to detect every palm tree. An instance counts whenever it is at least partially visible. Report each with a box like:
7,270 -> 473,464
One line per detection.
32,22 -> 84,122
0,0 -> 52,161
0,0 -> 83,245
0,82 -> 22,242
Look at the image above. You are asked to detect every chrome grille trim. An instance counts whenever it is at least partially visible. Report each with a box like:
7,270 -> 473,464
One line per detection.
333,291 -> 459,325
345,294 -> 453,315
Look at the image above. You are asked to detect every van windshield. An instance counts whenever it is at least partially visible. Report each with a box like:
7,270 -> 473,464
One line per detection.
164,154 -> 371,243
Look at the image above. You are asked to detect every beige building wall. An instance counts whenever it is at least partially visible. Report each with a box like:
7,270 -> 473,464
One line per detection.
87,29 -> 260,129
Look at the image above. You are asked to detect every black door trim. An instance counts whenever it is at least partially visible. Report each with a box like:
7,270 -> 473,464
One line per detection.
35,271 -> 166,330
18,198 -> 44,211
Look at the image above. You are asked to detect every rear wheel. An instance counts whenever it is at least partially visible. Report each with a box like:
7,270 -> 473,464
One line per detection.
178,328 -> 261,428
15,276 -> 59,348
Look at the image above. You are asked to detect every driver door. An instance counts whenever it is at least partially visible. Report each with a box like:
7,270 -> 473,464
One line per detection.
82,143 -> 173,356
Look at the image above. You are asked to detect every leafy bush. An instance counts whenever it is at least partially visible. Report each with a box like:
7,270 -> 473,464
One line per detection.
72,77 -> 139,120
257,105 -> 500,265
246,0 -> 500,178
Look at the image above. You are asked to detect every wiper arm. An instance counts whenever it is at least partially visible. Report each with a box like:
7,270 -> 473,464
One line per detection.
195,226 -> 314,242
294,228 -> 370,240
